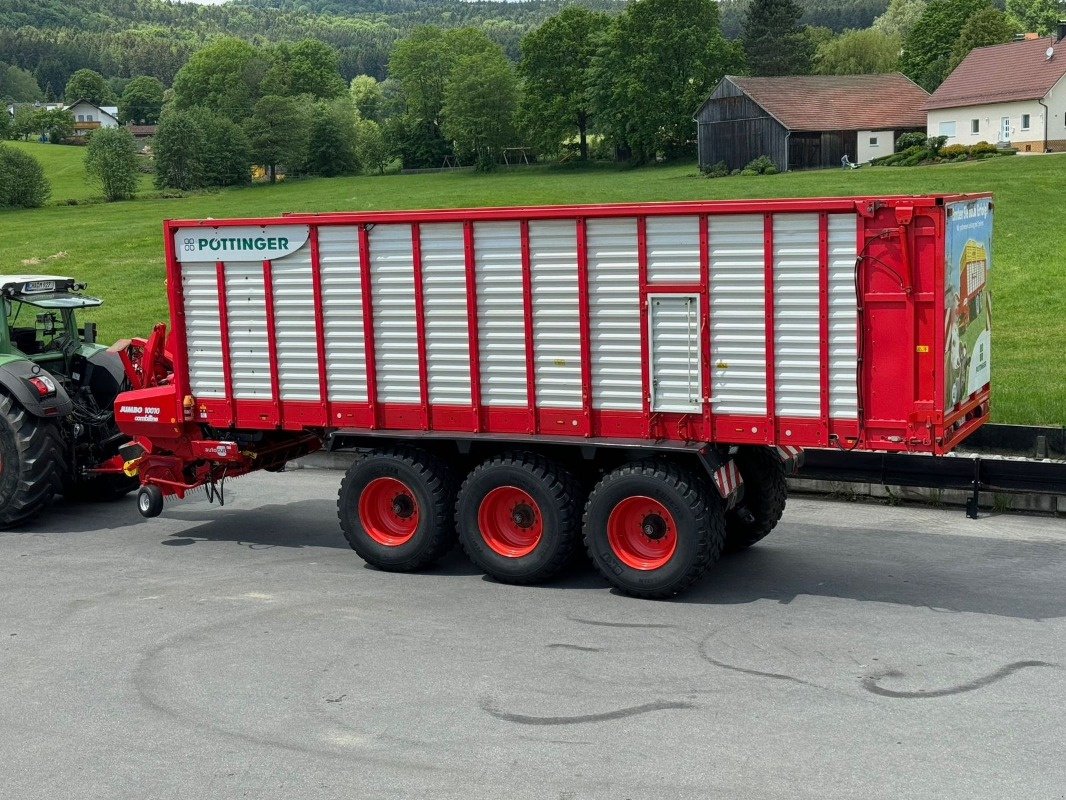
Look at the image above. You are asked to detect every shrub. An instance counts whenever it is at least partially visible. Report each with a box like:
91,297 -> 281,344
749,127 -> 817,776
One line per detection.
895,131 -> 927,152
739,168 -> 759,176
952,153 -> 969,162
969,141 -> 997,155
925,135 -> 948,155
730,168 -> 741,176
939,143 -> 968,158
763,165 -> 779,175
743,155 -> 776,174
0,145 -> 51,208
701,160 -> 729,178
84,127 -> 140,201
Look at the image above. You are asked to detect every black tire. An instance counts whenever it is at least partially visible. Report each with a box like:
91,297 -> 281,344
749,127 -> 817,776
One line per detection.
0,392 -> 66,529
337,446 -> 456,572
723,447 -> 788,554
456,451 -> 582,585
583,459 -> 725,599
137,485 -> 164,518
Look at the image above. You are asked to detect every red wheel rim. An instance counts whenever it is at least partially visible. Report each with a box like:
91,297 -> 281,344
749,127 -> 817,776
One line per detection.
607,496 -> 678,571
477,485 -> 544,558
358,477 -> 420,546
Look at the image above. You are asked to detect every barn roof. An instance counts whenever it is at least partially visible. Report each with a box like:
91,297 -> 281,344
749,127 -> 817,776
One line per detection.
709,74 -> 929,132
924,37 -> 1066,110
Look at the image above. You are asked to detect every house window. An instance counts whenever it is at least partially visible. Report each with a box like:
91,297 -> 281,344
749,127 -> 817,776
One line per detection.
869,136 -> 879,146
939,121 -> 957,137
76,114 -> 84,122
971,119 -> 979,134
1021,114 -> 1031,130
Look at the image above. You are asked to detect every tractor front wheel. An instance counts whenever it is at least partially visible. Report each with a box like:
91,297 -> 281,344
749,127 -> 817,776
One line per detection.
0,393 -> 66,529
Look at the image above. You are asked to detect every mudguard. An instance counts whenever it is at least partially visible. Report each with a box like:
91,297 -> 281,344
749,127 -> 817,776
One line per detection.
0,360 -> 73,418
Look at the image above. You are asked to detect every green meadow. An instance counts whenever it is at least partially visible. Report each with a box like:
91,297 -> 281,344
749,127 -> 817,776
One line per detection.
1,141 -> 1062,425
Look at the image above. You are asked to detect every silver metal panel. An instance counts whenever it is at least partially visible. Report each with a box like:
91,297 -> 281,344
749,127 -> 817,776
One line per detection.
529,220 -> 581,409
370,224 -> 420,405
318,225 -> 368,403
224,262 -> 271,399
649,293 -> 702,413
473,221 -> 527,408
709,215 -> 767,415
646,216 -> 700,284
420,223 -> 472,406
270,245 -> 320,401
773,214 -> 820,418
828,214 -> 859,418
587,218 -> 642,411
181,262 -> 225,398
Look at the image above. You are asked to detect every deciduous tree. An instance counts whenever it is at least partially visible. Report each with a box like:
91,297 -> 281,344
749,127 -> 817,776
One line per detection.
350,74 -> 383,121
119,76 -> 164,125
172,38 -> 268,121
1006,0 -> 1062,35
243,95 -> 308,182
153,112 -> 205,190
814,28 -> 902,74
950,8 -> 1016,70
0,63 -> 42,103
63,68 -> 113,105
517,6 -> 610,160
354,117 -> 389,174
901,0 -> 992,90
441,47 -> 519,170
305,100 -> 358,176
0,145 -> 50,208
84,127 -> 139,201
873,0 -> 928,40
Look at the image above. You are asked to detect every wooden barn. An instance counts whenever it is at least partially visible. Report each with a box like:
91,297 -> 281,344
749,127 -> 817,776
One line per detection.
696,74 -> 929,172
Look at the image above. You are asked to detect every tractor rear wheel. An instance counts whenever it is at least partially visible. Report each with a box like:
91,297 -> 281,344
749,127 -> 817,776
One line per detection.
583,459 -> 725,599
0,392 -> 66,529
338,446 -> 457,572
456,452 -> 582,585
723,447 -> 788,554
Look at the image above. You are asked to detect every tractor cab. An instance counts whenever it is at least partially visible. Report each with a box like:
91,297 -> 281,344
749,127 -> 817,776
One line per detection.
1,275 -> 103,365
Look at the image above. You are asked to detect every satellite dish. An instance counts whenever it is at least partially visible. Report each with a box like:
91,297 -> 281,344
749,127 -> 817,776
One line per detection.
1047,46 -> 1055,61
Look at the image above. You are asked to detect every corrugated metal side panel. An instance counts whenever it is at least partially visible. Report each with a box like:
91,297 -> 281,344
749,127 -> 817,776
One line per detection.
646,216 -> 700,283
318,225 -> 367,402
709,215 -> 767,415
773,213 -> 820,418
270,246 -> 320,401
370,225 -> 419,404
181,262 -> 225,398
474,221 -> 526,407
224,262 -> 271,399
420,223 -> 472,406
649,294 -> 701,413
587,218 -> 642,411
529,220 -> 581,409
828,214 -> 859,418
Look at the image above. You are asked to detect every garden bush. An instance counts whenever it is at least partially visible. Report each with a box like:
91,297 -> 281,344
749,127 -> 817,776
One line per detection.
0,145 -> 51,208
940,144 -> 969,158
895,132 -> 927,152
743,155 -> 776,174
701,160 -> 730,178
969,141 -> 998,155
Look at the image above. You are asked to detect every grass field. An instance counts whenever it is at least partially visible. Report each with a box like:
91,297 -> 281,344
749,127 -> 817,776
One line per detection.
1,142 -> 1062,425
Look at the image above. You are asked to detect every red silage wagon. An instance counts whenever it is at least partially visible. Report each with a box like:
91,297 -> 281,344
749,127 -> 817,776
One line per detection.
114,194 -> 993,597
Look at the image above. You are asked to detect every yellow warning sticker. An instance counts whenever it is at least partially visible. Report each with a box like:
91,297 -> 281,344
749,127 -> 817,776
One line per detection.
916,345 -> 929,353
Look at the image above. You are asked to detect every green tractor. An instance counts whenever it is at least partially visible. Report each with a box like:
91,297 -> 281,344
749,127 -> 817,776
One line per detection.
0,274 -> 136,527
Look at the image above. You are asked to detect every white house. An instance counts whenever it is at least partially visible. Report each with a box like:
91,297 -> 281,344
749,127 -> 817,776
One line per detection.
64,100 -> 120,137
924,35 -> 1066,153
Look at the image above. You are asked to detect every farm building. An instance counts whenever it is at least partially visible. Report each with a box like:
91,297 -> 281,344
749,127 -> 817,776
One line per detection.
924,33 -> 1066,153
696,74 -> 929,172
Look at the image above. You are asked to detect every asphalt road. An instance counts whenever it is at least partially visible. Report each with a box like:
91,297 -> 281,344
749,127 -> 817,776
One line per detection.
3,467 -> 1065,800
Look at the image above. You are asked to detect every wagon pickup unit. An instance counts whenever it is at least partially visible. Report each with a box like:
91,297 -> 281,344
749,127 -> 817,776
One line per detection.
114,195 -> 993,597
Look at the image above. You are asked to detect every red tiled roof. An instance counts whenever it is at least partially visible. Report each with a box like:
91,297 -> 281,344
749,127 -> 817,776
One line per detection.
724,73 -> 930,131
127,125 -> 158,136
924,37 -> 1066,110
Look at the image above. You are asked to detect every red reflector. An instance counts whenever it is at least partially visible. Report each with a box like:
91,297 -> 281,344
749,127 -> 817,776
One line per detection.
29,376 -> 57,398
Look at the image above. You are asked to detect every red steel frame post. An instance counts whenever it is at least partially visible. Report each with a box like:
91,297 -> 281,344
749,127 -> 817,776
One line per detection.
636,217 -> 652,438
762,213 -> 776,440
520,220 -> 537,434
309,227 -> 330,421
214,260 -> 236,425
575,218 -> 593,435
463,221 -> 482,432
261,259 -> 282,426
162,223 -> 191,401
411,223 -> 430,430
818,212 -> 830,443
699,214 -> 713,440
358,225 -> 379,428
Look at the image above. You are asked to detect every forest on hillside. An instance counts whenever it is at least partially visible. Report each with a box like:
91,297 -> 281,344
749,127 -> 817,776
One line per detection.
0,0 -> 892,98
